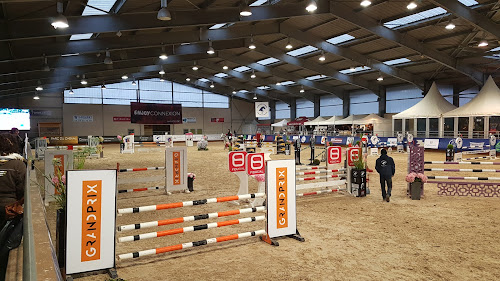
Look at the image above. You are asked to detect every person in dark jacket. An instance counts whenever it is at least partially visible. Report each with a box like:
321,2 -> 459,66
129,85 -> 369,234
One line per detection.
375,149 -> 395,202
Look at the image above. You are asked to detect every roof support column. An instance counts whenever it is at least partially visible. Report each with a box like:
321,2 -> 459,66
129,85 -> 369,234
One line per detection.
290,97 -> 297,120
378,86 -> 386,117
270,100 -> 276,123
453,84 -> 460,107
343,94 -> 350,118
314,95 -> 320,118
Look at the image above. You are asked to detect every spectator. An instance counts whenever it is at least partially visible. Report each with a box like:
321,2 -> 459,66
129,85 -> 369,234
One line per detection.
375,149 -> 395,202
9,128 -> 24,155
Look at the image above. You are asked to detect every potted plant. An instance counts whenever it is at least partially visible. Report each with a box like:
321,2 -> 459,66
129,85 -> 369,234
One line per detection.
351,150 -> 367,197
405,172 -> 428,200
187,173 -> 196,192
446,144 -> 454,162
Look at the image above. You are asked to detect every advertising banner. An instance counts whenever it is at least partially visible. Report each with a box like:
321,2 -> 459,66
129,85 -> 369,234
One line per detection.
73,115 -> 93,122
113,117 -> 131,122
266,160 -> 296,238
48,136 -> 79,145
211,118 -> 224,123
65,170 -> 116,275
255,102 -> 270,118
131,102 -> 182,124
165,147 -> 188,192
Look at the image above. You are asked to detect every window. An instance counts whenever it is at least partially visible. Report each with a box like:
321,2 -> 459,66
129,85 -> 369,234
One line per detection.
339,66 -> 371,74
296,98 -> 314,117
489,116 -> 500,136
286,45 -> 318,57
444,118 -> 454,137
64,86 -> 101,104
458,117 -> 469,138
384,7 -> 447,29
306,75 -> 328,81
234,66 -> 251,72
70,0 -> 117,40
350,90 -> 378,115
386,85 -> 422,113
429,118 -> 439,137
257,57 -> 280,65
326,34 -> 355,45
473,116 -> 484,138
383,58 -> 410,65
275,101 -> 290,119
394,119 -> 402,132
417,118 -> 426,137
320,95 -> 342,116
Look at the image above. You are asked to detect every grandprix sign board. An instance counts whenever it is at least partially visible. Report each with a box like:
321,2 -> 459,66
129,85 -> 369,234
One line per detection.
327,146 -> 342,164
44,150 -> 74,204
165,147 -> 188,192
229,151 -> 247,172
266,160 -> 296,238
246,153 -> 265,175
255,102 -> 270,118
347,147 -> 361,167
65,170 -> 116,275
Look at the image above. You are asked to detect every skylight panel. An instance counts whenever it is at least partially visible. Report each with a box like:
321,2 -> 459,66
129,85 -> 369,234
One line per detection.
198,78 -> 210,83
250,0 -> 268,6
326,34 -> 355,45
489,47 -> 500,52
239,90 -> 249,93
383,58 -> 411,65
233,66 -> 251,72
306,75 -> 328,80
82,0 -> 116,16
257,57 -> 280,65
70,33 -> 93,41
258,86 -> 271,90
339,66 -> 371,74
214,73 -> 229,78
280,81 -> 296,86
384,7 -> 447,29
286,45 -> 318,57
458,0 -> 478,6
209,23 -> 227,30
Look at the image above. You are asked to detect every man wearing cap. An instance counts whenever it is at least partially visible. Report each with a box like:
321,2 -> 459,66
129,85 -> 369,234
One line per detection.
375,149 -> 395,202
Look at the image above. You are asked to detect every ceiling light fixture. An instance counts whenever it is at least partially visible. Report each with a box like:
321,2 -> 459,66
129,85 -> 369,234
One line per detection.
51,2 -> 69,29
223,64 -> 229,70
478,39 -> 488,47
207,40 -> 215,55
159,45 -> 168,60
306,0 -> 318,12
319,50 -> 326,61
132,79 -> 137,86
35,80 -> 43,91
232,90 -> 237,94
407,1 -> 417,10
33,93 -> 40,100
350,66 -> 356,71
157,0 -> 172,21
445,20 -> 455,30
42,55 -> 50,72
186,77 -> 191,81
248,36 -> 256,49
210,82 -> 215,88
300,86 -> 305,93
377,74 -> 384,81
253,94 -> 257,100
192,61 -> 199,71
68,85 -> 74,95
80,75 -> 87,85
240,2 -> 252,17
250,70 -> 256,79
103,50 -> 113,65
285,38 -> 293,49
159,67 -> 165,75
360,0 -> 372,7
160,75 -> 165,82
122,75 -> 128,80
101,83 -> 106,89
276,82 -> 282,86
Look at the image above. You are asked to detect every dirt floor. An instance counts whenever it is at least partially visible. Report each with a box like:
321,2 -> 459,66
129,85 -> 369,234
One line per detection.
38,142 -> 500,281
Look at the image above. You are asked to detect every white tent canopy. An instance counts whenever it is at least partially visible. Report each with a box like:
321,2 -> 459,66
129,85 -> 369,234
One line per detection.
304,116 -> 327,126
271,119 -> 288,127
392,82 -> 457,118
335,114 -> 369,125
353,113 -> 386,124
317,116 -> 342,125
443,76 -> 500,117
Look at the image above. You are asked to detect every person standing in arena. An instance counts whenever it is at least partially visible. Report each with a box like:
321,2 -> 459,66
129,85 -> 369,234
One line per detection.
375,149 -> 395,202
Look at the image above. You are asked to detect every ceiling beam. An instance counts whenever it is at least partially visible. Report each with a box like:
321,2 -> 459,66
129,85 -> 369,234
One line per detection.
0,2 -> 330,42
329,1 -> 485,85
197,59 -> 307,101
427,0 -> 500,40
8,22 -> 280,61
183,67 -> 285,103
219,51 -> 345,100
252,37 -> 385,93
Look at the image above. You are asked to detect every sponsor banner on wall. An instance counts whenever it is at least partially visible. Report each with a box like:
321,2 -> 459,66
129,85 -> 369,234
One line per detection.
73,115 -> 93,122
48,136 -> 79,145
130,102 -> 182,124
113,117 -> 131,122
182,117 -> 196,123
65,170 -> 116,275
211,118 -> 224,123
424,139 -> 440,149
255,102 -> 270,118
31,110 -> 53,117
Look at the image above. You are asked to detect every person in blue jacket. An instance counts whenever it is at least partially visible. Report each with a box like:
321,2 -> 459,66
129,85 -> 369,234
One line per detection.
375,149 -> 395,202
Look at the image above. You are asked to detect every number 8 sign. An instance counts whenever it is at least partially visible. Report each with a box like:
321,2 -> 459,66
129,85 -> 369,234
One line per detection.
347,147 -> 360,167
228,151 -> 247,172
327,146 -> 342,164
246,153 -> 265,175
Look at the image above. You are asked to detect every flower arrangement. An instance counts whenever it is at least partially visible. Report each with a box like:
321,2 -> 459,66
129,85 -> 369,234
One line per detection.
117,135 -> 124,143
42,158 -> 67,209
405,172 -> 428,183
187,173 -> 196,180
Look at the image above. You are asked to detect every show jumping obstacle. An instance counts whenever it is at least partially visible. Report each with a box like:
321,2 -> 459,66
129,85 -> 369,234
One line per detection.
35,136 -> 100,160
411,143 -> 500,197
116,163 -> 167,195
